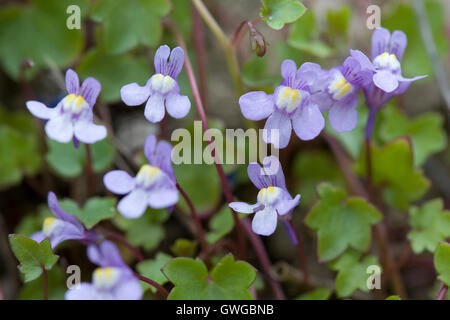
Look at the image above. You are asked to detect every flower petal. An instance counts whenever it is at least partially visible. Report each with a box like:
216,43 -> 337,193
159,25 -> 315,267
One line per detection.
281,59 -> 297,82
389,30 -> 407,61
120,82 -> 151,106
371,27 -> 391,59
45,114 -> 73,143
328,96 -> 359,132
48,220 -> 85,249
167,46 -> 184,78
118,189 -> 148,219
88,240 -> 127,268
103,170 -> 135,195
292,103 -> 324,140
80,77 -> 101,108
165,93 -> 190,119
48,192 -> 84,229
154,45 -> 171,74
26,101 -> 55,119
144,93 -> 165,123
74,120 -> 107,144
148,188 -> 179,209
247,162 -> 271,189
350,49 -> 375,71
373,70 -> 399,93
239,91 -> 274,121
65,283 -> 97,300
229,202 -> 258,214
276,194 -> 301,216
263,111 -> 292,149
262,155 -> 286,189
65,69 -> 79,94
114,277 -> 143,300
252,207 -> 278,236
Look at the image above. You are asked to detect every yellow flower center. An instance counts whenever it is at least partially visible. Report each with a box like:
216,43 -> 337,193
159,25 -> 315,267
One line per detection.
93,267 -> 120,289
136,164 -> 161,188
258,186 -> 282,206
62,94 -> 89,114
43,217 -> 59,236
151,73 -> 176,94
328,74 -> 354,100
276,86 -> 306,113
373,51 -> 400,71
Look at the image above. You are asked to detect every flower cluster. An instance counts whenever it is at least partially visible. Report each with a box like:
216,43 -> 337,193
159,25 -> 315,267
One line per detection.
239,27 -> 426,148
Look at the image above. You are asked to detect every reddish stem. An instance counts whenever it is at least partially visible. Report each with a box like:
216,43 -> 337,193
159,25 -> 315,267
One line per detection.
288,219 -> 309,286
42,266 -> 48,300
103,229 -> 144,262
436,283 -> 448,300
84,143 -> 95,198
192,4 -> 208,106
134,272 -> 169,299
169,21 -> 285,300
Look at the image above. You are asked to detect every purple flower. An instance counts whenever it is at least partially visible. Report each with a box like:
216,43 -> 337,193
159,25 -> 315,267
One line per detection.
120,45 -> 191,123
103,134 -> 178,219
239,60 -> 326,149
318,57 -> 372,132
31,192 -> 99,249
350,27 -> 427,108
26,69 -> 106,144
65,240 -> 142,300
229,156 -> 300,236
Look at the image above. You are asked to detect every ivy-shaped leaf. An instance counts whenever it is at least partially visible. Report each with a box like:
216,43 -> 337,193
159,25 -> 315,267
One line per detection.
91,0 -> 170,55
58,197 -> 117,229
206,205 -> 235,244
379,105 -> 446,167
136,252 -> 172,293
170,239 -> 197,257
354,139 -> 430,210
9,235 -> 58,282
164,255 -> 256,300
328,251 -> 380,298
408,199 -> 450,254
296,288 -> 332,300
304,183 -> 382,262
260,0 -> 307,30
288,11 -> 332,58
46,138 -> 115,178
18,266 -> 66,300
434,242 -> 450,286
77,49 -> 150,103
0,0 -> 88,78
0,108 -> 42,189
113,209 -> 169,251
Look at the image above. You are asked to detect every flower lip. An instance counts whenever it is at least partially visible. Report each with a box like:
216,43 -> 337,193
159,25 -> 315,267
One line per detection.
373,51 -> 401,72
43,217 -> 61,237
62,93 -> 90,115
150,73 -> 176,95
135,164 -> 162,189
93,267 -> 121,290
328,71 -> 355,100
257,186 -> 283,206
275,86 -> 308,113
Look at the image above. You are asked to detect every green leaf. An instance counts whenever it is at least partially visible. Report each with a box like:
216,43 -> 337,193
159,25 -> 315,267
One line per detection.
58,197 -> 117,229
408,199 -> 450,254
296,288 -> 332,300
260,0 -> 307,30
18,266 -> 66,300
113,209 -> 169,251
164,255 -> 256,300
15,204 -> 52,237
354,139 -> 430,210
46,138 -> 115,178
291,150 -> 345,207
379,105 -> 446,167
0,0 -> 88,78
383,1 -> 448,77
305,183 -> 382,262
136,252 -> 172,292
91,0 -> 170,55
206,205 -> 235,244
77,49 -> 150,102
326,6 -> 351,39
288,11 -> 332,58
386,295 -> 401,300
0,108 -> 42,189
9,235 -> 58,282
328,251 -> 380,298
434,242 -> 450,286
170,239 -> 198,257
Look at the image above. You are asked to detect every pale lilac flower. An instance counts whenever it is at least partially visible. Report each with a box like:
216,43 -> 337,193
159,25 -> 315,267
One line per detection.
120,45 -> 191,123
103,134 -> 178,219
317,57 -> 372,132
65,240 -> 142,300
350,27 -> 427,108
239,60 -> 326,149
31,192 -> 99,249
229,156 -> 300,236
26,69 -> 106,144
